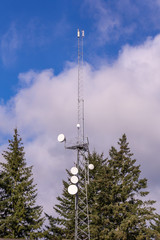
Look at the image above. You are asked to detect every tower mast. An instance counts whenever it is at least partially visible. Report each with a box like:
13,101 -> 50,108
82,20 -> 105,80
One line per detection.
75,29 -> 90,240
58,29 -> 92,240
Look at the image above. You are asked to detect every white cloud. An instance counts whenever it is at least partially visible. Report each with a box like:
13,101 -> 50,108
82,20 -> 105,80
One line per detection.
18,70 -> 39,86
1,34 -> 160,215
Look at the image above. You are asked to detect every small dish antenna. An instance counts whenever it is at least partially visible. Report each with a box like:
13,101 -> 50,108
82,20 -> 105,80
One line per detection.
71,167 -> 78,175
68,185 -> 78,195
88,164 -> 94,170
71,176 -> 78,184
57,134 -> 66,143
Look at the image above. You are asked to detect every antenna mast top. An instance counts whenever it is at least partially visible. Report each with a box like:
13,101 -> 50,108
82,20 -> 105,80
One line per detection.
77,29 -> 80,38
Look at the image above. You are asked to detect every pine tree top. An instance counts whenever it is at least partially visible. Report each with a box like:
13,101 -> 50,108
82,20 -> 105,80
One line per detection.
0,128 -> 44,239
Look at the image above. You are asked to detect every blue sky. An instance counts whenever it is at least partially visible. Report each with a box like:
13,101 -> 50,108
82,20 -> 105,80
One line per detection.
1,0 -> 160,100
1,0 -> 160,216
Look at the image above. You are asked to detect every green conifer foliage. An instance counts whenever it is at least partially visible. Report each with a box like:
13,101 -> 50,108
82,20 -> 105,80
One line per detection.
45,134 -> 160,239
0,129 -> 44,239
44,169 -> 75,239
90,134 -> 160,239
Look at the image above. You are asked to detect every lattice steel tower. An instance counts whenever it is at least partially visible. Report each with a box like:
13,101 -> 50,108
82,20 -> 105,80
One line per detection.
58,29 -> 93,240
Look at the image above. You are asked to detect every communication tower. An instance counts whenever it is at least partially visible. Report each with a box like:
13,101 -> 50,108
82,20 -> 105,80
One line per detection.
58,29 -> 94,240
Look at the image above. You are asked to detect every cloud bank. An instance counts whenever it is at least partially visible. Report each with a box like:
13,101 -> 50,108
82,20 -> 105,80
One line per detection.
1,34 -> 160,214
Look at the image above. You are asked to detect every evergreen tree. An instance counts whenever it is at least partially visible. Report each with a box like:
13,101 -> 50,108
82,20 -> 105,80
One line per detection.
45,134 -> 160,239
89,134 -> 160,239
0,128 -> 44,239
44,169 -> 75,239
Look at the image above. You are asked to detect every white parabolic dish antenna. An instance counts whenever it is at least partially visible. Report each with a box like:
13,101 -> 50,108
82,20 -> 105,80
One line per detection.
71,167 -> 78,175
89,164 -> 94,170
68,185 -> 78,195
71,176 -> 78,184
57,134 -> 66,143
